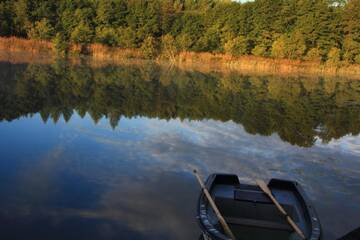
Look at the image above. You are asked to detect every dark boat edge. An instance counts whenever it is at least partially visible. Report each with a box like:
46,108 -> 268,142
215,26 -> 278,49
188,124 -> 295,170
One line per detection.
196,173 -> 321,240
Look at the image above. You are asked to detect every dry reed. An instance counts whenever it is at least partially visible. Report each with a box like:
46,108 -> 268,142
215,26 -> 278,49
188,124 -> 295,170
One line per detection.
0,37 -> 359,79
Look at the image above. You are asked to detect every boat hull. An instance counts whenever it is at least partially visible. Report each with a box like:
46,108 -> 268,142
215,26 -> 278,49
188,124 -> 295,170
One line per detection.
197,174 -> 321,240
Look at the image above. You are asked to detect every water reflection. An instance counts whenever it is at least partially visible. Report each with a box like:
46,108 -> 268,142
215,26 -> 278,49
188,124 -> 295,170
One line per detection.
1,61 -> 360,147
0,61 -> 359,240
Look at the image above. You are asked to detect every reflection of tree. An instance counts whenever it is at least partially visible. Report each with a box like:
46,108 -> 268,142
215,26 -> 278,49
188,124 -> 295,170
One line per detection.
0,62 -> 359,147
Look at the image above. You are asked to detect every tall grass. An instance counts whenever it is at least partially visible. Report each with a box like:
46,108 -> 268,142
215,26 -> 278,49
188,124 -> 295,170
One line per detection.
1,37 -> 359,79
88,44 -> 143,61
0,37 -> 52,53
176,52 -> 360,78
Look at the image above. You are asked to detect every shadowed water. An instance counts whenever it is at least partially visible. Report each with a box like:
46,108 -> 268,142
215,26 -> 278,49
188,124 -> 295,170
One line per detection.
0,61 -> 359,240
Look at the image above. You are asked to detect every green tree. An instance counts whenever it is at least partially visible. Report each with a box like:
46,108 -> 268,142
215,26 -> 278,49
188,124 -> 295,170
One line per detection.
252,31 -> 274,57
0,0 -> 359,64
117,27 -> 137,48
176,33 -> 193,51
53,33 -> 69,56
70,21 -> 94,54
27,18 -> 54,40
224,36 -> 250,56
95,27 -> 119,46
196,25 -> 222,52
70,21 -> 94,45
173,13 -> 204,51
343,36 -> 360,63
342,0 -> 360,63
13,0 -> 30,36
160,0 -> 175,34
0,1 -> 12,36
342,0 -> 360,40
96,0 -> 127,27
285,32 -> 307,59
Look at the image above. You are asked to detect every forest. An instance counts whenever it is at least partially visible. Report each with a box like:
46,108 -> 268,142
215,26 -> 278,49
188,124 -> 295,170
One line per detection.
0,0 -> 360,63
1,61 -> 360,147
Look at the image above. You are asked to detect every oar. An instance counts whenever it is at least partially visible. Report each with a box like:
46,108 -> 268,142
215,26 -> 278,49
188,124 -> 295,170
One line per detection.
194,170 -> 236,240
256,179 -> 306,240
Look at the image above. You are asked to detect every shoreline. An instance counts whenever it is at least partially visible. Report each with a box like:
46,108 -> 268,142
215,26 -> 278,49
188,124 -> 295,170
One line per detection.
1,37 -> 360,79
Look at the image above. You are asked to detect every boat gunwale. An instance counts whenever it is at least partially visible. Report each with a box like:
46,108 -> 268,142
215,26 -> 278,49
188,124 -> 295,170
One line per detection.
196,173 -> 321,240
268,178 -> 321,240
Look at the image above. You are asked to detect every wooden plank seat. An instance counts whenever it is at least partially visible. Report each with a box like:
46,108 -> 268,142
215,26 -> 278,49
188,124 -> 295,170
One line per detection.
225,217 -> 292,231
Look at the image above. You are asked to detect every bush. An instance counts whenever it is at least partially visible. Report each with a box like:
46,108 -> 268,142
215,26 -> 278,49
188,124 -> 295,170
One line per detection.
304,48 -> 321,61
117,27 -> 137,48
223,40 -> 233,55
176,34 -> 193,51
271,36 -> 287,58
355,54 -> 360,64
268,33 -> 307,59
161,34 -> 178,60
224,36 -> 250,56
27,18 -> 54,40
95,27 -> 119,47
326,47 -> 341,65
141,36 -> 158,59
343,36 -> 360,63
252,45 -> 267,57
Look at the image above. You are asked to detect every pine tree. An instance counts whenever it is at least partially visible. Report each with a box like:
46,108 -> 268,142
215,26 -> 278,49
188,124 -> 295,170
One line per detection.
342,0 -> 360,62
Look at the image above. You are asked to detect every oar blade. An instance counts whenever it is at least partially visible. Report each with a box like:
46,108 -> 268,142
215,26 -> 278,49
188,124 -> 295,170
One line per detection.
256,179 -> 271,195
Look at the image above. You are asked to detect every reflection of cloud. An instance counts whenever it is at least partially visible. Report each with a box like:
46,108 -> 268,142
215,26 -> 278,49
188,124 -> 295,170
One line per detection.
81,116 -> 359,198
8,147 -> 64,217
316,134 -> 360,155
5,171 -> 198,240
2,114 -> 360,239
78,116 -> 360,238
95,173 -> 198,239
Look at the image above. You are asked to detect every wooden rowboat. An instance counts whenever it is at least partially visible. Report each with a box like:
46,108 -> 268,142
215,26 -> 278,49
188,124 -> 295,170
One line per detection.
197,174 -> 321,240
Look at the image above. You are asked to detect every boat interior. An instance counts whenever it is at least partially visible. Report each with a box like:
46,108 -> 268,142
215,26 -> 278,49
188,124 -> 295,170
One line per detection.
207,175 -> 312,240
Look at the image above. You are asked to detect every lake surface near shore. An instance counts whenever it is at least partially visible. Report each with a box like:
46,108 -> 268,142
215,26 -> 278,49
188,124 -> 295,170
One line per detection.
0,61 -> 359,240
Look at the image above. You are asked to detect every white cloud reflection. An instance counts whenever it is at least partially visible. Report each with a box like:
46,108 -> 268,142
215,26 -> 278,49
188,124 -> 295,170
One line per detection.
1,114 -> 359,239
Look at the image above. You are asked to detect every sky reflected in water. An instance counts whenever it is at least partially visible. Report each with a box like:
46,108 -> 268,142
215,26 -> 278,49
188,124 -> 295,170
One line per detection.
0,62 -> 359,240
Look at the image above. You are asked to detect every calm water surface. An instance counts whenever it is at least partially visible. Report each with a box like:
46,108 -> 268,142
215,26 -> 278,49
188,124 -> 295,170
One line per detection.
0,61 -> 359,240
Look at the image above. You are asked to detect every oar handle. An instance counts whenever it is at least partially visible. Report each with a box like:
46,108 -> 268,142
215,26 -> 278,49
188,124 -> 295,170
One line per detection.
194,170 -> 236,240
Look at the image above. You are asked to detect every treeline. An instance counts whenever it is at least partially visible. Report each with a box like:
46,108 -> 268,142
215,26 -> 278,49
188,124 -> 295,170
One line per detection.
1,61 -> 360,147
0,0 -> 359,63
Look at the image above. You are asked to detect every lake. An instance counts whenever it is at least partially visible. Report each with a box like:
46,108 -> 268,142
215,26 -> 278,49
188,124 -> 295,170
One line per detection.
0,60 -> 359,240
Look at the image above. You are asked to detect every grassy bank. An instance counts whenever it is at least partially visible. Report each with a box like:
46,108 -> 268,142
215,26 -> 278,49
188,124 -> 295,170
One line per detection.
1,37 -> 360,79
175,52 -> 360,78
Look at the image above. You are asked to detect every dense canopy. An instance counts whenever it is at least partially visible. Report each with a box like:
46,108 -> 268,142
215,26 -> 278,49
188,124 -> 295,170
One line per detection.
0,0 -> 360,62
